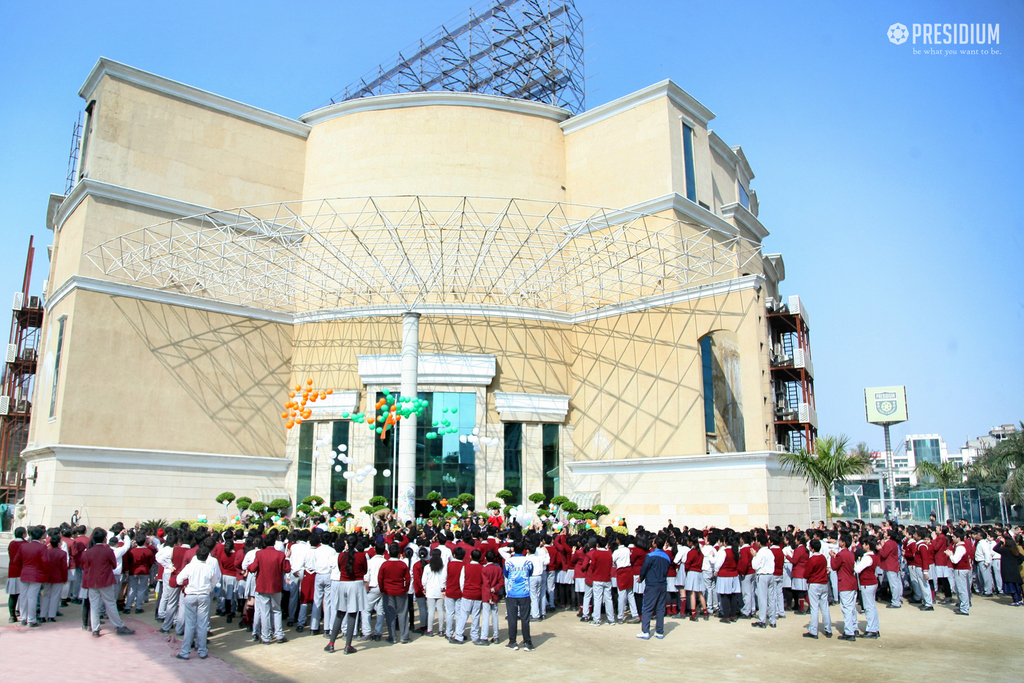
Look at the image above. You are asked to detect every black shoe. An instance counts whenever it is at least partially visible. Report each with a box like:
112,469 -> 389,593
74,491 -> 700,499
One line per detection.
252,634 -> 261,642
506,642 -> 519,650
28,622 -> 40,628
920,606 -> 934,611
522,643 -> 535,652
769,622 -> 777,628
345,646 -> 357,654
296,625 -> 304,633
93,631 -> 101,638
838,634 -> 856,642
309,628 -> 320,635
277,637 -> 288,643
885,604 -> 901,609
324,642 -> 335,652
175,654 -> 189,661
135,609 -> 143,614
751,621 -> 766,628
287,620 -> 294,627
823,631 -> 833,638
199,654 -> 208,659
226,615 -> 232,623
861,631 -> 879,639
8,617 -> 16,623
802,632 -> 818,639
954,610 -> 970,616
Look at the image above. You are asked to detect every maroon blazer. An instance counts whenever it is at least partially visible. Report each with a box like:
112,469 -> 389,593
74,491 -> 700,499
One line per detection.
81,544 -> 117,590
46,546 -> 69,584
247,547 -> 291,594
18,541 -> 49,584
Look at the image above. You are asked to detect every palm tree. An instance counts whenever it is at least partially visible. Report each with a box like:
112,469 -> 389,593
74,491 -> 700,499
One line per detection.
987,422 -> 1024,505
914,460 -> 969,522
778,434 -> 871,517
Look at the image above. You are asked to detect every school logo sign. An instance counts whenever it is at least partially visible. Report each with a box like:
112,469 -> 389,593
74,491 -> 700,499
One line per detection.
875,392 -> 898,416
864,386 -> 909,425
888,23 -> 909,45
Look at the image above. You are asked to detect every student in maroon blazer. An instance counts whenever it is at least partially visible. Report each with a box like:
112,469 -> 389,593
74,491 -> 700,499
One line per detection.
801,539 -> 832,639
480,550 -> 504,644
830,534 -> 858,640
80,528 -> 134,637
378,543 -> 411,643
589,537 -> 615,626
43,535 -> 69,621
17,527 -> 48,627
7,527 -> 26,623
444,547 -> 465,639
125,534 -> 155,614
879,530 -> 902,608
247,533 -> 291,643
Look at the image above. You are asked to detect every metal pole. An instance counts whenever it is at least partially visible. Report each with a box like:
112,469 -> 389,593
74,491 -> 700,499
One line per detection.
397,312 -> 420,523
883,424 -> 895,502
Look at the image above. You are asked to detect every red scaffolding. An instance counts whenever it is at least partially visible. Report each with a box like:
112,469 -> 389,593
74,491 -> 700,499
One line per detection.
1,238 -> 42,506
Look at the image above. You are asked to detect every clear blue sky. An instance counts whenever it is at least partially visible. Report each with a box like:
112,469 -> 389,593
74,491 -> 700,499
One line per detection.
0,1 -> 1020,453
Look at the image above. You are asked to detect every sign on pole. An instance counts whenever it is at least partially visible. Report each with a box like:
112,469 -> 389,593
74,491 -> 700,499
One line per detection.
864,386 -> 908,425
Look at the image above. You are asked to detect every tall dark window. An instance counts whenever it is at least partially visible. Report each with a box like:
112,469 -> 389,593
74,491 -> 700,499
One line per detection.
503,423 -> 523,505
542,424 -> 560,501
330,421 -> 349,504
296,421 -> 313,503
700,335 -> 715,434
683,123 -> 697,202
49,316 -> 66,419
739,183 -> 750,209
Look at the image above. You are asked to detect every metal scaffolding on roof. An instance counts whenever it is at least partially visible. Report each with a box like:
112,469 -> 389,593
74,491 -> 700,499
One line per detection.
86,196 -> 763,319
328,0 -> 585,114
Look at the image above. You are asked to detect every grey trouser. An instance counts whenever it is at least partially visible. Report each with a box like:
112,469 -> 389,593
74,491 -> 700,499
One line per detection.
839,589 -> 857,636
617,585 -> 637,620
89,585 -> 125,631
886,570 -> 903,606
160,582 -> 180,631
445,596 -> 460,637
703,570 -> 718,612
219,575 -> 238,614
806,583 -> 831,636
529,575 -> 545,618
455,597 -> 481,642
19,582 -> 42,625
545,569 -> 556,607
741,574 -> 755,616
860,584 -> 879,633
311,574 -> 332,630
756,574 -> 776,624
180,593 -> 211,657
954,569 -> 972,614
640,583 -> 666,635
426,597 -> 444,633
910,567 -> 932,607
383,594 -> 409,641
45,582 -> 63,618
364,587 -> 385,636
975,563 -> 994,595
255,592 -> 285,642
126,575 -> 148,610
581,582 -> 593,616
771,575 -> 784,619
481,601 -> 500,640
67,568 -> 82,600
591,581 -> 614,623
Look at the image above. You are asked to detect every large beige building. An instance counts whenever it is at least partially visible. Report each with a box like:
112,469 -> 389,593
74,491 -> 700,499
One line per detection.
21,57 -> 817,531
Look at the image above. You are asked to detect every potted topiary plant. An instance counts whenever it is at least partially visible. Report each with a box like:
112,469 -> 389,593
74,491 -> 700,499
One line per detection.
528,492 -> 546,507
236,496 -> 252,512
302,495 -> 325,506
496,489 -> 513,502
486,500 -> 502,510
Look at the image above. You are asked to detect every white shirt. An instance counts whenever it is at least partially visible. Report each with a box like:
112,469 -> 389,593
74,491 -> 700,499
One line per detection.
308,544 -> 338,576
112,539 -> 131,575
155,545 -> 175,576
712,547 -> 729,574
367,554 -> 386,589
530,551 -> 544,577
950,543 -> 967,565
178,555 -> 222,596
975,538 -> 993,564
853,551 -> 874,575
288,541 -> 310,579
422,564 -> 447,599
612,546 -> 632,570
701,544 -> 717,572
751,547 -> 775,575
241,549 -> 258,576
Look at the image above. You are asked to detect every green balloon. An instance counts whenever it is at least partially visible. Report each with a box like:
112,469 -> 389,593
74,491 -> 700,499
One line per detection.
451,407 -> 458,414
376,427 -> 383,434
342,412 -> 350,419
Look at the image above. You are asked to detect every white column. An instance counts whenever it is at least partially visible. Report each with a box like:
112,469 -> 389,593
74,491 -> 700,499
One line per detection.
397,312 -> 420,522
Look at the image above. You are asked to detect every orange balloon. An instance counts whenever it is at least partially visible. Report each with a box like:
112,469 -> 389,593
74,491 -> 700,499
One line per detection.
326,389 -> 333,395
294,385 -> 301,392
295,417 -> 303,424
280,412 -> 288,419
285,420 -> 294,429
309,394 -> 317,402
319,391 -> 326,400
307,378 -> 313,386
301,398 -> 307,406
303,409 -> 312,419
288,391 -> 295,398
389,405 -> 396,412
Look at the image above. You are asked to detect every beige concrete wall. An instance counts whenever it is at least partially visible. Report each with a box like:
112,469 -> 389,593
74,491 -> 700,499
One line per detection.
21,455 -> 287,529
85,77 -> 306,209
52,290 -> 291,458
303,105 -> 566,201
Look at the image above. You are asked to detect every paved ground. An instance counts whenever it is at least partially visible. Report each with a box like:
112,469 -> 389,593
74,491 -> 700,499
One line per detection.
1,594 -> 1020,683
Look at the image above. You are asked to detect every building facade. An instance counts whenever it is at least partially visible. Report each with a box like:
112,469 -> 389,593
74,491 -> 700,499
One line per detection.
21,58 -> 812,531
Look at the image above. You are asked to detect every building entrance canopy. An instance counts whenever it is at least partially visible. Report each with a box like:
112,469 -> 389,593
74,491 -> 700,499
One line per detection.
87,196 -> 762,319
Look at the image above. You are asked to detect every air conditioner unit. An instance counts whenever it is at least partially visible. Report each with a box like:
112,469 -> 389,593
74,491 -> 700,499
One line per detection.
21,348 -> 36,362
5,344 -> 15,363
28,296 -> 40,309
12,292 -> 23,310
0,396 -> 8,416
775,444 -> 787,453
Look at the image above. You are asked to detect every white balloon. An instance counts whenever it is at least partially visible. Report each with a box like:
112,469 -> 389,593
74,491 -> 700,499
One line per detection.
343,471 -> 354,479
472,427 -> 479,436
334,465 -> 341,472
356,475 -> 365,483
339,444 -> 347,452
371,468 -> 378,476
383,469 -> 391,477
459,435 -> 467,444
313,453 -> 319,459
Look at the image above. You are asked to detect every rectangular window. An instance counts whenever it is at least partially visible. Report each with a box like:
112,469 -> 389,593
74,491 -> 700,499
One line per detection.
700,336 -> 715,434
739,182 -> 750,209
329,420 -> 349,505
49,316 -> 66,419
542,424 -> 559,501
503,423 -> 523,505
682,123 -> 697,202
296,421 -> 313,503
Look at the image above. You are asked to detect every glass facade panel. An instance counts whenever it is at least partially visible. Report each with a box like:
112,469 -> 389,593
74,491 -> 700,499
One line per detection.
543,424 -> 559,501
296,421 -> 313,503
683,123 -> 697,202
739,183 -> 750,209
49,317 -> 66,419
503,422 -> 523,505
700,336 -> 715,433
330,420 -> 349,505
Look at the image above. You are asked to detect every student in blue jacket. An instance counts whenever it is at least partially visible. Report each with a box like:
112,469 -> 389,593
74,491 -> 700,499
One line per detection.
636,535 -> 672,640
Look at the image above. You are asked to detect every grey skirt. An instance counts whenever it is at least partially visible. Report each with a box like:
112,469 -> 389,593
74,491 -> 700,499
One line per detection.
333,580 -> 367,613
5,577 -> 20,594
790,577 -> 808,591
716,575 -> 741,594
683,571 -> 704,592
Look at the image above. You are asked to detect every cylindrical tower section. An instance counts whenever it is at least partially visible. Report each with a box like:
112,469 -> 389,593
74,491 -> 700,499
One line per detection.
397,311 -> 420,521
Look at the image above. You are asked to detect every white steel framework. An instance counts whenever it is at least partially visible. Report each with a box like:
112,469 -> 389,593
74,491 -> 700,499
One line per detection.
86,196 -> 763,317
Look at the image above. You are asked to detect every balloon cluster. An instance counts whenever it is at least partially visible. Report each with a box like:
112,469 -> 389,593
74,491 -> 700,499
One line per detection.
282,378 -> 333,429
458,428 -> 499,453
316,440 -> 393,483
342,388 -> 429,441
427,405 -> 461,440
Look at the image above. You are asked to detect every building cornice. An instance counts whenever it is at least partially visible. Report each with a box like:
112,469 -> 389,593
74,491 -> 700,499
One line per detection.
22,444 -> 290,472
560,79 -> 715,135
300,91 -> 570,127
566,450 -> 787,475
46,273 -> 764,327
357,353 -> 496,387
55,178 -> 217,234
79,57 -> 310,138
720,202 -> 770,241
493,392 -> 569,423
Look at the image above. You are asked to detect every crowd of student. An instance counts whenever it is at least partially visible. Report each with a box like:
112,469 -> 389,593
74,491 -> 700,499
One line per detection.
6,515 -> 1023,659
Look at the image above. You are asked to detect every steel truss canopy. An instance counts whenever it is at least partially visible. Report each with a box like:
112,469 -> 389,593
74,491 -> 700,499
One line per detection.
328,0 -> 585,114
86,196 -> 763,318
